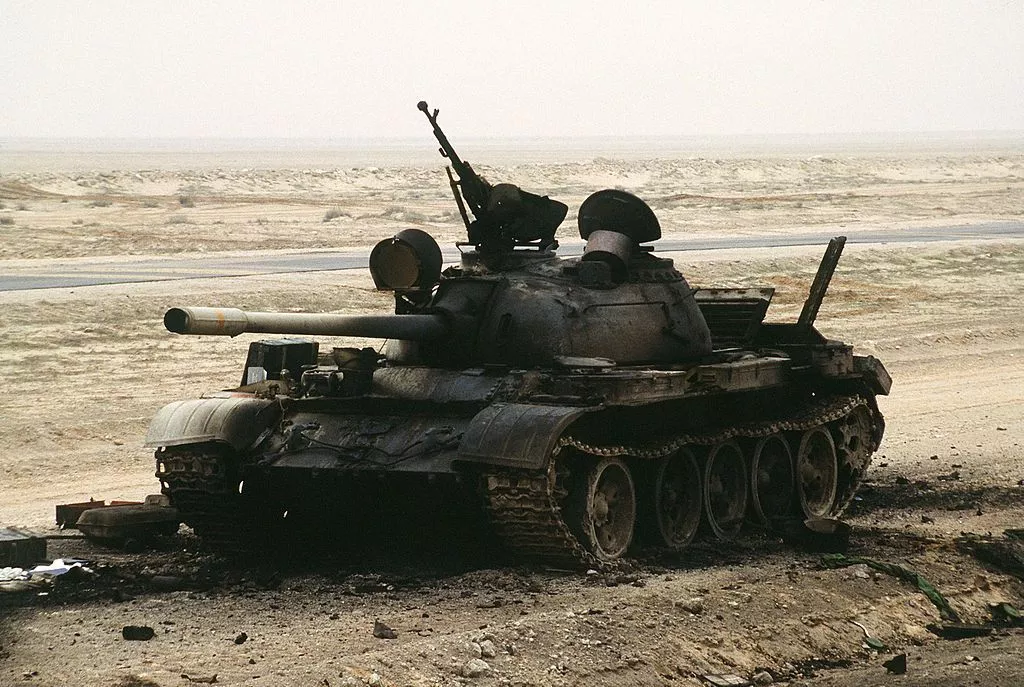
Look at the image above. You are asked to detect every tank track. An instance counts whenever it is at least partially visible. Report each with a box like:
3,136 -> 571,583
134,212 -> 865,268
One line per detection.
155,444 -> 256,553
481,394 -> 880,569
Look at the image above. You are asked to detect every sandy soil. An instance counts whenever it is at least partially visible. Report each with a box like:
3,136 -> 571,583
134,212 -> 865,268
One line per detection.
1,150 -> 1023,686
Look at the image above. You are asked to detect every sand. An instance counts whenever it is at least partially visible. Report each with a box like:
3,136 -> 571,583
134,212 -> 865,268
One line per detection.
1,144 -> 1023,685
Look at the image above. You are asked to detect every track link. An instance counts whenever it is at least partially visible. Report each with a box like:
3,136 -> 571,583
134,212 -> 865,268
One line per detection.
482,394 -> 881,568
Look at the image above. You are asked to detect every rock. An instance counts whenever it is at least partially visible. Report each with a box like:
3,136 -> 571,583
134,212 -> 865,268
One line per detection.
675,597 -> 705,614
882,653 -> 907,675
752,670 -> 774,685
461,658 -> 491,678
373,620 -> 397,640
366,673 -> 385,686
467,641 -> 482,658
233,632 -> 248,645
478,639 -> 497,658
122,625 -> 155,641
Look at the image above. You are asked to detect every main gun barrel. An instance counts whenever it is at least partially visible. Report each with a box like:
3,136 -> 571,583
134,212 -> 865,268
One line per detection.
164,307 -> 450,341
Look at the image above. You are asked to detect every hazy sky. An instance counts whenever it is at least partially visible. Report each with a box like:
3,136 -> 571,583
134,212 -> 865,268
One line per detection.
2,1 -> 1022,139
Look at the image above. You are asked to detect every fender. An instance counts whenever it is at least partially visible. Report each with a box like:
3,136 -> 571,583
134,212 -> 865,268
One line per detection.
456,402 -> 593,470
144,396 -> 282,452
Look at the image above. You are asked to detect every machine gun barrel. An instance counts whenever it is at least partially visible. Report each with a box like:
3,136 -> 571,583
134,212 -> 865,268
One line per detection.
164,307 -> 450,341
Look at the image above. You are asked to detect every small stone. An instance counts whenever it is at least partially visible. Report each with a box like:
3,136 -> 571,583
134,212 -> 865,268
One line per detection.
476,597 -> 502,608
461,658 -> 491,678
752,670 -> 774,685
122,625 -> 155,641
478,639 -> 497,658
373,620 -> 397,640
849,564 -> 871,580
675,597 -> 704,615
366,673 -> 385,687
234,632 -> 248,645
921,515 -> 935,524
467,641 -> 482,658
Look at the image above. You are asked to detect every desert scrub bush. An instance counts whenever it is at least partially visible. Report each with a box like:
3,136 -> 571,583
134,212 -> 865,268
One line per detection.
142,200 -> 159,208
322,207 -> 348,222
16,203 -> 28,211
178,195 -> 195,207
381,206 -> 430,223
0,216 -> 14,225
72,219 -> 84,225
167,215 -> 192,225
87,199 -> 112,208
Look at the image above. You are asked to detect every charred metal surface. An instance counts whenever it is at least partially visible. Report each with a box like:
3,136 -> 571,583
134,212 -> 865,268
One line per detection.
458,403 -> 591,470
798,236 -> 846,331
144,101 -> 891,566
145,397 -> 282,451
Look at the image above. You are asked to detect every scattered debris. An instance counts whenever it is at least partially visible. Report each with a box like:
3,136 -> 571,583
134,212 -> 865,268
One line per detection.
74,495 -> 180,546
701,675 -> 751,687
56,498 -> 144,529
821,554 -> 961,622
1,558 -> 93,593
122,625 -> 156,641
882,653 -> 907,675
0,527 -> 47,567
990,602 -> 1022,625
927,623 -> 995,640
850,620 -> 887,651
373,620 -> 397,640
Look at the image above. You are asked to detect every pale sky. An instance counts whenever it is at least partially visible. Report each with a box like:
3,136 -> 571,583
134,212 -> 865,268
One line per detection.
1,1 -> 1022,139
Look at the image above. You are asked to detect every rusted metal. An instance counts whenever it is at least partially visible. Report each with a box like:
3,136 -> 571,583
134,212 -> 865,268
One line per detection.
74,495 -> 180,543
798,235 -> 846,330
0,527 -> 47,567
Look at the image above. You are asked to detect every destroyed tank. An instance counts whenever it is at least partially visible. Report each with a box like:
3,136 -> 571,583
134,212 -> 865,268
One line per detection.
145,102 -> 890,566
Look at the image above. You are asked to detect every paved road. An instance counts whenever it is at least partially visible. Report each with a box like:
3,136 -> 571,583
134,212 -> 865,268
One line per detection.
1,221 -> 1022,292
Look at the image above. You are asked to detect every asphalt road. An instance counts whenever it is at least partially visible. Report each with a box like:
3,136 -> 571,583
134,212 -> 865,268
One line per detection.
2,221 -> 1022,292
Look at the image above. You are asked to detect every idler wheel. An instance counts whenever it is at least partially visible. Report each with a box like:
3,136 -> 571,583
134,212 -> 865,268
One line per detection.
571,457 -> 637,561
831,405 -> 875,513
650,449 -> 702,550
795,427 -> 839,518
749,434 -> 794,528
702,440 -> 748,541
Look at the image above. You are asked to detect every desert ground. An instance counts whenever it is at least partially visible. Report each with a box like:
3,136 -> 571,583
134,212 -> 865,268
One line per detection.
1,141 -> 1023,686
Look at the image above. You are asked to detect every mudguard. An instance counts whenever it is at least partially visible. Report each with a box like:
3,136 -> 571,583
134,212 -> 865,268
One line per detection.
144,396 -> 282,451
457,402 -> 592,470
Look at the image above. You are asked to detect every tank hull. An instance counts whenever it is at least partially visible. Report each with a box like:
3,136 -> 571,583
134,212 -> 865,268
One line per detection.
153,345 -> 886,566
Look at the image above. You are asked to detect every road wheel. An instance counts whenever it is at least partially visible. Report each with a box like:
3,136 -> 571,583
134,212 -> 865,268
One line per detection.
795,427 -> 838,518
650,449 -> 702,550
703,440 -> 748,541
750,434 -> 794,528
